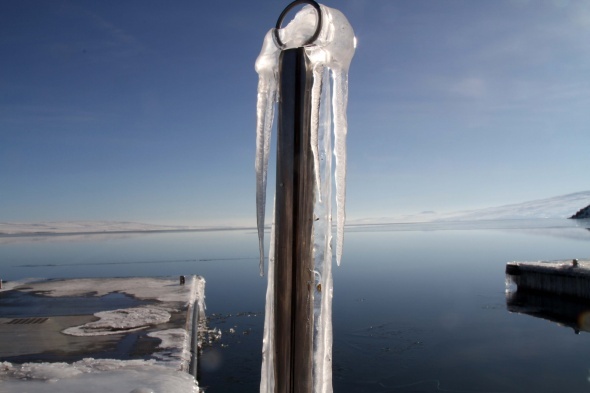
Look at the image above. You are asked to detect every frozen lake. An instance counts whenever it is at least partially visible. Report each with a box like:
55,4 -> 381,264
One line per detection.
2,218 -> 590,392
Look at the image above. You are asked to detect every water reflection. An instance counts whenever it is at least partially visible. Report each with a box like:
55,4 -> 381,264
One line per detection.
507,290 -> 590,335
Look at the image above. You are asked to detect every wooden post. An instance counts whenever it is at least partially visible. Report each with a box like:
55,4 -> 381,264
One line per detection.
273,47 -> 314,393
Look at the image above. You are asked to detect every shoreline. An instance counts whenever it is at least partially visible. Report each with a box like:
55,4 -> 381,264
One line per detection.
0,226 -> 257,239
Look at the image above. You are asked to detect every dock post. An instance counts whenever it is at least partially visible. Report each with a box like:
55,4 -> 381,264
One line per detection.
273,47 -> 314,393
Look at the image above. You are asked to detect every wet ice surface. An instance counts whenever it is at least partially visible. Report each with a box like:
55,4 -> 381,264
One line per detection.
0,276 -> 205,393
0,291 -> 149,318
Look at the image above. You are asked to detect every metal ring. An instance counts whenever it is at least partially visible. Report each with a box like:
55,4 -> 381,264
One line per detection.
274,0 -> 322,48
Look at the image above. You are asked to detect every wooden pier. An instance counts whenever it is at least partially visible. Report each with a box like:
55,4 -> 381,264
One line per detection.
0,275 -> 205,392
506,260 -> 590,299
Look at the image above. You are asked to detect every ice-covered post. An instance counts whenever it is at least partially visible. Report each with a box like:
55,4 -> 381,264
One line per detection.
273,45 -> 315,392
255,1 -> 355,392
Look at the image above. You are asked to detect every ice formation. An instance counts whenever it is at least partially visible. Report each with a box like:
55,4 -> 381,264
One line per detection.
63,307 -> 171,336
148,328 -> 192,365
255,3 -> 355,392
0,359 -> 199,393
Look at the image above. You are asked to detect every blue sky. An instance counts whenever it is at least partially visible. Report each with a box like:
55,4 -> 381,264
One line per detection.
1,0 -> 589,226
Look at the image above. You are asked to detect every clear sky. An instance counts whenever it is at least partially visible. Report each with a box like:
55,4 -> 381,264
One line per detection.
1,0 -> 589,227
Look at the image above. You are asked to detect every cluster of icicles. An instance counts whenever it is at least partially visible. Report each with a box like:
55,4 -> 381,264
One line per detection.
255,3 -> 355,393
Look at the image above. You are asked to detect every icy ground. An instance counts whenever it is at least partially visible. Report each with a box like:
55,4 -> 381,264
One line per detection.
0,276 -> 205,393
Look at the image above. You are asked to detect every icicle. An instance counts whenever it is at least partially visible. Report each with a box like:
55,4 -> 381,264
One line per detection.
306,5 -> 355,266
332,68 -> 349,266
260,198 -> 277,392
310,63 -> 325,199
255,30 -> 280,276
313,64 -> 334,393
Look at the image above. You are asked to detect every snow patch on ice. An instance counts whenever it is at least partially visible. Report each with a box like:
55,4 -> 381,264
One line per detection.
148,329 -> 192,366
63,307 -> 171,336
130,388 -> 155,393
0,280 -> 23,292
0,359 -> 198,393
149,328 -> 189,349
14,277 -> 193,304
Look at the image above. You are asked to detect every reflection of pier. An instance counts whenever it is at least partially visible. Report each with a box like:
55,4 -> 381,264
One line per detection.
506,260 -> 590,334
506,290 -> 590,334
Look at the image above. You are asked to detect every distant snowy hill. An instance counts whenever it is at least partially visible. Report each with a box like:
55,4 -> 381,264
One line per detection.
0,221 -> 196,236
351,191 -> 590,225
440,191 -> 590,221
2,191 -> 590,235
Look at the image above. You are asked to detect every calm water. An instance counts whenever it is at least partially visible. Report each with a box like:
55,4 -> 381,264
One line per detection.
1,219 -> 590,392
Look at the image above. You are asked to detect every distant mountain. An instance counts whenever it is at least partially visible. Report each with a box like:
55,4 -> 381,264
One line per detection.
571,205 -> 590,219
440,191 -> 590,221
350,191 -> 590,225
